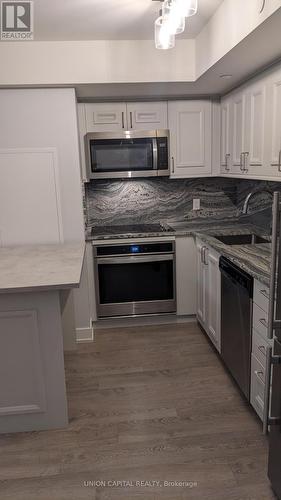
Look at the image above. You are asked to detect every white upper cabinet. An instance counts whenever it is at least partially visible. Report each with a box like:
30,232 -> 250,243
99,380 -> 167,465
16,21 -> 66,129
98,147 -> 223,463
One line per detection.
168,100 -> 212,178
266,68 -> 281,172
126,102 -> 168,130
220,97 -> 232,174
220,64 -> 281,181
85,103 -> 127,132
232,90 -> 247,173
84,102 -> 167,133
244,80 -> 267,175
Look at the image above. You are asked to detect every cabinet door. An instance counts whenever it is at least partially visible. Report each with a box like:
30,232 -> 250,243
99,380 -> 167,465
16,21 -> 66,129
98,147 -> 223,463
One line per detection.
232,90 -> 247,173
220,98 -> 232,174
126,102 -> 168,130
244,81 -> 267,176
196,240 -> 208,328
176,236 -> 197,316
85,103 -> 127,132
206,248 -> 221,352
266,69 -> 281,174
168,101 -> 212,177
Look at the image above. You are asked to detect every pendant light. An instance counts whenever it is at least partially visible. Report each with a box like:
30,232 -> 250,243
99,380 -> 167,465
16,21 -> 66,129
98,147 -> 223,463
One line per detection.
162,0 -> 185,35
154,11 -> 175,49
180,0 -> 198,17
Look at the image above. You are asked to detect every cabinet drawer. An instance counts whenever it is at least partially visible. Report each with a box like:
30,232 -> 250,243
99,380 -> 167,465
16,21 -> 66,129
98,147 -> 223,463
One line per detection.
250,354 -> 265,421
252,328 -> 268,367
253,303 -> 269,340
251,352 -> 266,385
253,280 -> 269,313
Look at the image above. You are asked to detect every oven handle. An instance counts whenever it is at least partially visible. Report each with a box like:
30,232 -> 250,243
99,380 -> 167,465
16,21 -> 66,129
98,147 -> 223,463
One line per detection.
96,254 -> 174,265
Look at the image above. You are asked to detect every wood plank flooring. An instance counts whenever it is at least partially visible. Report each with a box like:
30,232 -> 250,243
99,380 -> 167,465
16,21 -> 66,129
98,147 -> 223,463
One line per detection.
0,322 -> 276,499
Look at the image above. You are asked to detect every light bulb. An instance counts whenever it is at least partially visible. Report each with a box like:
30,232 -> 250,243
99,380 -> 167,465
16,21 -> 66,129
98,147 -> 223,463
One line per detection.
163,0 -> 185,35
177,0 -> 198,17
155,16 -> 175,49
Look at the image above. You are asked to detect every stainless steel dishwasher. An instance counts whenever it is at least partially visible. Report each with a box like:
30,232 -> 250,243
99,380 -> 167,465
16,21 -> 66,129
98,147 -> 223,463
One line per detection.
219,257 -> 253,400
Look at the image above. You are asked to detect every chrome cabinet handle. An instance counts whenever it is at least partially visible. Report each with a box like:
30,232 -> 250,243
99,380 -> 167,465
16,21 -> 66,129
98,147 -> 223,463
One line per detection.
244,151 -> 249,172
203,247 -> 208,265
171,156 -> 175,174
278,150 -> 281,172
200,246 -> 207,265
225,153 -> 230,171
121,111 -> 125,129
255,369 -> 264,383
259,318 -> 268,328
202,247 -> 206,264
240,153 -> 244,171
260,289 -> 270,299
130,111 -> 133,129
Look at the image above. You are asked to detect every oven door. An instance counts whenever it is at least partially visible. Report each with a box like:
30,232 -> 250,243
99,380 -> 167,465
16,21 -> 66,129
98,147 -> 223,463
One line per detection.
86,131 -> 158,179
95,254 -> 176,318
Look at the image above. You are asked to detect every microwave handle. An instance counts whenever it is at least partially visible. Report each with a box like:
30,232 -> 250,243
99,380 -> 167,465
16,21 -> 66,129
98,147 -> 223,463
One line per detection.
84,135 -> 92,181
152,138 -> 158,171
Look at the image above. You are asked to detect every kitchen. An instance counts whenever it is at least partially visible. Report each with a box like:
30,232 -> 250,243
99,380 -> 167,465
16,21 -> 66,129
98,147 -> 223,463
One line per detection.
1,0 -> 281,499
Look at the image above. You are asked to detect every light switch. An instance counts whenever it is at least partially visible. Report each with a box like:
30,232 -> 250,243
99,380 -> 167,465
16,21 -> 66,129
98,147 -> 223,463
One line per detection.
193,198 -> 201,211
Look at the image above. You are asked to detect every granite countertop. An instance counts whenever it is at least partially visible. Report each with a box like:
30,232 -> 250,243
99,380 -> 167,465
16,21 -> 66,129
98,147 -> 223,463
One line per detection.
87,218 -> 272,287
86,218 -> 250,241
0,243 -> 85,294
194,227 -> 271,287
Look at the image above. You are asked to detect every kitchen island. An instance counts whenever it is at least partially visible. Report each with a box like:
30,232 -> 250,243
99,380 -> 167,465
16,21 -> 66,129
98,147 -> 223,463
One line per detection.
0,243 -> 85,434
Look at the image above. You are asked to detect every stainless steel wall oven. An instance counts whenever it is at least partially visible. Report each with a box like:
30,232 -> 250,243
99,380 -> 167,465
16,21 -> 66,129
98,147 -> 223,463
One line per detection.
93,241 -> 176,318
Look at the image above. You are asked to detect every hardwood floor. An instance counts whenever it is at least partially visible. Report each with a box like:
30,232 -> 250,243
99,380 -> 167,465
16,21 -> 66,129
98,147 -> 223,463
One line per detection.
0,322 -> 276,499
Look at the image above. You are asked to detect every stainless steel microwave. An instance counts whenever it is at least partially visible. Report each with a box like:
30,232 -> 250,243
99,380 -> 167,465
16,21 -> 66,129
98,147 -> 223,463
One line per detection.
85,129 -> 170,180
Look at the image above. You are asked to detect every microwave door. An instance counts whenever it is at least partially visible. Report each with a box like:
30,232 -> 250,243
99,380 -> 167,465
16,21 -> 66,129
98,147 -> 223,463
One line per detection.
88,136 -> 157,179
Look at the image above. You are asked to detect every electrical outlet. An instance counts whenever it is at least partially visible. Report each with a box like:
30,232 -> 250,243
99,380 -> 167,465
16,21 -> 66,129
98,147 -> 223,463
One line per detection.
193,198 -> 201,211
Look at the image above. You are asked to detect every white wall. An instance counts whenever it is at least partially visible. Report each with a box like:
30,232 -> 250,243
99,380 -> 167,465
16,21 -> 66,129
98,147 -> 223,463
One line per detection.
0,88 -> 90,340
0,88 -> 84,242
0,2 -> 280,87
196,0 -> 281,78
0,39 -> 195,85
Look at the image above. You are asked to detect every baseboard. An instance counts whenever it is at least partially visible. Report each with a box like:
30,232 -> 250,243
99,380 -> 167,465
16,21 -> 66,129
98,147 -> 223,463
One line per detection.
76,326 -> 94,343
94,314 -> 196,330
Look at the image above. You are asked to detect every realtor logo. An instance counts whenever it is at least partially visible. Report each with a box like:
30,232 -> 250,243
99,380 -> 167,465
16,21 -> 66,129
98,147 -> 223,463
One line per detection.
1,1 -> 33,40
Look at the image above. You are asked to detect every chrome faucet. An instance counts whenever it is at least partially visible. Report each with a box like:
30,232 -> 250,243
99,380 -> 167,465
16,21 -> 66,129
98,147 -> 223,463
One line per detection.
242,188 -> 274,214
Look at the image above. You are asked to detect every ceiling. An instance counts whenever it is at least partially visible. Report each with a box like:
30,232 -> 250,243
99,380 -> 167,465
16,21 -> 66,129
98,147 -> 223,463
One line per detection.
33,0 -> 224,41
76,8 -> 281,99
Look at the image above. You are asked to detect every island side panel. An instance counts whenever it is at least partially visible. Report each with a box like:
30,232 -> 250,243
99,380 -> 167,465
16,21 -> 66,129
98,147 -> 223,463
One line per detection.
0,290 -> 68,433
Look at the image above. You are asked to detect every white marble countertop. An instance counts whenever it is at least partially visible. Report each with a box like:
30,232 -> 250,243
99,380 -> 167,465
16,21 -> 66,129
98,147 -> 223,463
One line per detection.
0,243 -> 85,293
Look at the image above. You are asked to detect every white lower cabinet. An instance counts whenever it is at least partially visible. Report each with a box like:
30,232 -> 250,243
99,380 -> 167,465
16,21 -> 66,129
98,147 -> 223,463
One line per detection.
196,239 -> 221,352
175,236 -> 197,316
250,280 -> 272,422
251,351 -> 266,421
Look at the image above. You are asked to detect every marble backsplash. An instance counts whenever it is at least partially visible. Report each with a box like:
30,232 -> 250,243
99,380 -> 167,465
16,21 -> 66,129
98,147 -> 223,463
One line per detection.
237,179 -> 281,230
85,178 -> 238,227
85,177 -> 281,229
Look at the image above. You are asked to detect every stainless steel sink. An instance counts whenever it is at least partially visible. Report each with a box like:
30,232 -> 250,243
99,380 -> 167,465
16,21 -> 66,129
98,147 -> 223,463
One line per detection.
213,234 -> 269,245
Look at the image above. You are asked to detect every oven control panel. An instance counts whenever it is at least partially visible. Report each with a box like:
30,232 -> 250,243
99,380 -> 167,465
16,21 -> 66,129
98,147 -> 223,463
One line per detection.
96,242 -> 174,256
